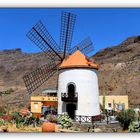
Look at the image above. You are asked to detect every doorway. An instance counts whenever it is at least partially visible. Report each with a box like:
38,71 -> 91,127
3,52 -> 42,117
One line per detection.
66,103 -> 76,119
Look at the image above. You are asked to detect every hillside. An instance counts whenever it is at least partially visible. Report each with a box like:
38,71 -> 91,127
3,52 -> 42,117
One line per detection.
92,36 -> 140,107
0,36 -> 140,108
0,49 -> 58,107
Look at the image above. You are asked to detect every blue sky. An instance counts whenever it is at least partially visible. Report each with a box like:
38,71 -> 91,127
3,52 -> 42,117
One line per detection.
0,8 -> 140,55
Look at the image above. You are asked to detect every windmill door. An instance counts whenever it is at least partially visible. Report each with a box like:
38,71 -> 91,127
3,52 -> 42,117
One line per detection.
66,103 -> 76,119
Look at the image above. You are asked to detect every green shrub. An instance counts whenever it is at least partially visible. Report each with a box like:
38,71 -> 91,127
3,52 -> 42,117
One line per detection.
11,112 -> 21,122
11,112 -> 25,128
129,121 -> 140,132
11,111 -> 41,128
0,119 -> 7,126
24,116 -> 41,127
58,113 -> 73,129
116,109 -> 137,130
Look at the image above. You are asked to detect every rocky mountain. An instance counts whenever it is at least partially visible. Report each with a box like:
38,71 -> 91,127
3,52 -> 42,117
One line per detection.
0,36 -> 140,108
92,36 -> 140,107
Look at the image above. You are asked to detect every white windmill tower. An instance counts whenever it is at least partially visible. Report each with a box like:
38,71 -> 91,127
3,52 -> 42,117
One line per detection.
57,50 -> 100,121
23,11 -> 100,122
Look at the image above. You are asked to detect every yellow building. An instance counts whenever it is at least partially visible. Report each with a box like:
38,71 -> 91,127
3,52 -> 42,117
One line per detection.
31,96 -> 58,118
31,94 -> 128,117
31,89 -> 58,118
99,95 -> 128,111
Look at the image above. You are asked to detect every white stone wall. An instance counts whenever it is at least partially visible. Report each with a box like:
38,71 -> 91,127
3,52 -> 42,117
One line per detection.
57,68 -> 100,116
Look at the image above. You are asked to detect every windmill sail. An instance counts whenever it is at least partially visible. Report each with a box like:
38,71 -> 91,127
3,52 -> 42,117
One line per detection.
27,21 -> 63,62
23,61 -> 60,94
69,37 -> 94,56
23,11 -> 94,95
60,11 -> 76,59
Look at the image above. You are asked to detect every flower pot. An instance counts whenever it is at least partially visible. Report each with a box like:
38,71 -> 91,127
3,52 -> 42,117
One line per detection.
41,122 -> 55,132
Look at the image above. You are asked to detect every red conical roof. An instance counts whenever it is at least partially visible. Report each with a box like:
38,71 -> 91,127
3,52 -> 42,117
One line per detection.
59,50 -> 99,69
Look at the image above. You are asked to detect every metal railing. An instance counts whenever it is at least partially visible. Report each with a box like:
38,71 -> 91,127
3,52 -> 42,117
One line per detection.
57,113 -> 117,124
61,92 -> 78,102
57,114 -> 102,124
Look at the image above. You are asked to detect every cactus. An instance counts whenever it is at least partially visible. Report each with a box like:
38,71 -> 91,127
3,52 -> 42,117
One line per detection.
102,95 -> 106,113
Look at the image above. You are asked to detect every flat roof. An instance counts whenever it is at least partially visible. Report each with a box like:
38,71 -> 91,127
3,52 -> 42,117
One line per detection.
42,89 -> 57,94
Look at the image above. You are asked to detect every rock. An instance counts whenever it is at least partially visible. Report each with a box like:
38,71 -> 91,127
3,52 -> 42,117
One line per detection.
115,62 -> 126,70
0,126 -> 8,132
94,128 -> 102,132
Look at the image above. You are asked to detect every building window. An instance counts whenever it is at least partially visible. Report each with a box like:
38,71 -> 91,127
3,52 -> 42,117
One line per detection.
117,103 -> 125,110
34,103 -> 38,109
108,103 -> 112,108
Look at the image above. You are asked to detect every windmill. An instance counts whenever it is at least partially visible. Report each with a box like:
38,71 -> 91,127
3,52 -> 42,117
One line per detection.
23,11 -> 94,95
